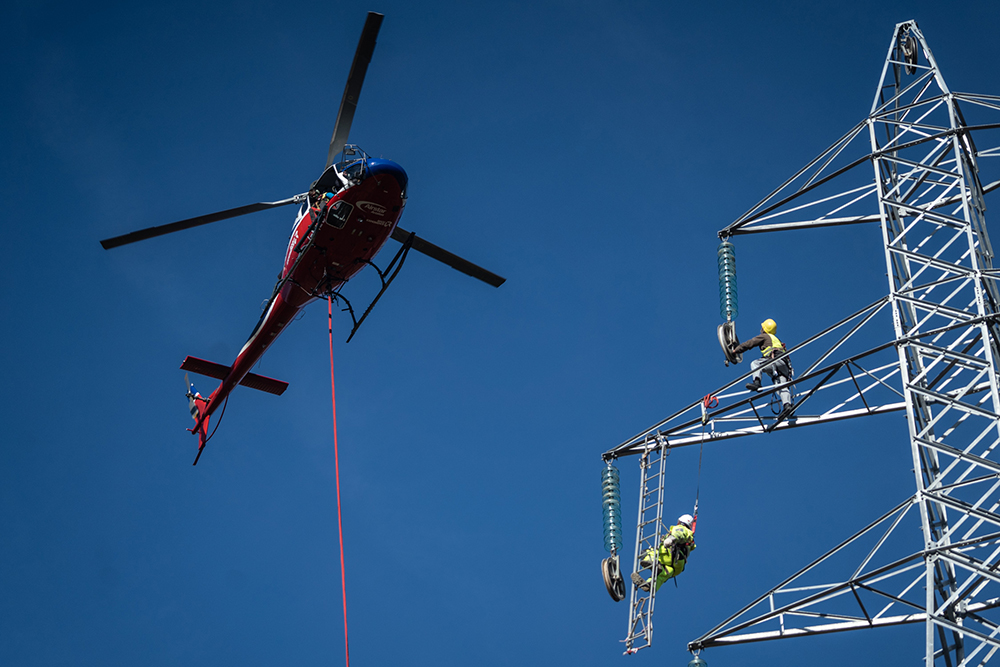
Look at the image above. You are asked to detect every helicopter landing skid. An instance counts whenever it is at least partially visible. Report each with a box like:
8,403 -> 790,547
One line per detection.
324,230 -> 415,343
718,321 -> 742,366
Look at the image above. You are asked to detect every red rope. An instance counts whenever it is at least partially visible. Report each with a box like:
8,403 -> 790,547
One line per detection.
328,296 -> 350,667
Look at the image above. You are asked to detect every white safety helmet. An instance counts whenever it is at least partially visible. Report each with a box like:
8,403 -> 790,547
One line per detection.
678,514 -> 694,528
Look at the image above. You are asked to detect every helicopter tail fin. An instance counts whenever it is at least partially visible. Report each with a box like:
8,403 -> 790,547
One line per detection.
182,375 -> 208,465
184,372 -> 216,465
191,407 -> 211,466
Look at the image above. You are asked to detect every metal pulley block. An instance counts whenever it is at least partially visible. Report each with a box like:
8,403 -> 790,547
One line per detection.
602,554 -> 626,602
718,321 -> 742,366
901,32 -> 918,75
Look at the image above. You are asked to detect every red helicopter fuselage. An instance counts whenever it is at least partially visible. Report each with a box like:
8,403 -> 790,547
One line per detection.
100,11 -> 504,466
186,156 -> 408,448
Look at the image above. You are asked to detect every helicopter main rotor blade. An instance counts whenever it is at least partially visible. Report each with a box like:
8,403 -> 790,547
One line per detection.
325,12 -> 384,169
392,226 -> 506,288
100,195 -> 306,249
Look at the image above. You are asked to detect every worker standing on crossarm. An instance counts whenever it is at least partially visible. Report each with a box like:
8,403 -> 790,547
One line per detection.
731,318 -> 794,420
631,514 -> 697,592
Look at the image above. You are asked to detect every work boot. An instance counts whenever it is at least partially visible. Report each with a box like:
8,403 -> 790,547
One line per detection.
631,572 -> 651,592
639,555 -> 654,569
745,378 -> 761,392
778,403 -> 794,421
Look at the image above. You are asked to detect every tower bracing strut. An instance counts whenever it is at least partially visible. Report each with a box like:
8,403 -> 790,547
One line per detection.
604,21 -> 1000,666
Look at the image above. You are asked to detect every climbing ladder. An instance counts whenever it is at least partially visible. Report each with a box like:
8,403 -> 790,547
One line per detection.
624,435 -> 669,653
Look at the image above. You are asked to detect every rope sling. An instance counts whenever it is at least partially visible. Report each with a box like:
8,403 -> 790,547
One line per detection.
328,295 -> 351,667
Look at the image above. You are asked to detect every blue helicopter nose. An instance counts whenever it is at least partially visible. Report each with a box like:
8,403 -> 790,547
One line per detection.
366,158 -> 408,194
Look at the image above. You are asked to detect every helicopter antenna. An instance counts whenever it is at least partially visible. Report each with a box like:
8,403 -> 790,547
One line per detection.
326,12 -> 384,170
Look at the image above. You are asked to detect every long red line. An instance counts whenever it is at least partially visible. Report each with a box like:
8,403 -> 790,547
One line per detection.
328,296 -> 350,667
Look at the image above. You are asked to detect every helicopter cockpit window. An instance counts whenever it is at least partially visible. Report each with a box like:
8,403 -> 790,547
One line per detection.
337,159 -> 365,183
312,164 -> 344,196
326,200 -> 353,229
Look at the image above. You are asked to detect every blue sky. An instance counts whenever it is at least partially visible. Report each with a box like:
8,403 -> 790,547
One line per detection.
4,1 -> 1000,665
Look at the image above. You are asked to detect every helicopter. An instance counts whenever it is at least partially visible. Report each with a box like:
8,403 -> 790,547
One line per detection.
100,12 -> 505,465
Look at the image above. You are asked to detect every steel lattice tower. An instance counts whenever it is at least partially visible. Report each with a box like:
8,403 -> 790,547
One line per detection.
604,21 -> 1000,665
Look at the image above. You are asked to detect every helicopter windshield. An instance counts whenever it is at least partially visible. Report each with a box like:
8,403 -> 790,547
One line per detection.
336,159 -> 365,183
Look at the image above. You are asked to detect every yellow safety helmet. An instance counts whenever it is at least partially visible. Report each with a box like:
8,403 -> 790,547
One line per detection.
761,318 -> 777,334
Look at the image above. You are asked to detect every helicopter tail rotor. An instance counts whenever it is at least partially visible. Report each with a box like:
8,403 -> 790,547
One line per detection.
185,372 -> 201,421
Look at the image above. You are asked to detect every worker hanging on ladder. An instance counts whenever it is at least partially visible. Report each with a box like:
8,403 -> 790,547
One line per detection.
631,514 -> 696,592
730,318 -> 794,421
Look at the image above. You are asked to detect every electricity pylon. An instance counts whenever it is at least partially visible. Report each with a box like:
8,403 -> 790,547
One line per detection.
604,21 -> 1000,665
